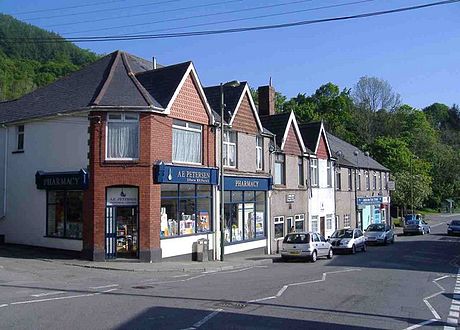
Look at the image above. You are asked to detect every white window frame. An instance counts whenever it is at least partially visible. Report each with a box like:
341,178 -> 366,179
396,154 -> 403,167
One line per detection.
365,170 -> 370,191
311,215 -> 319,233
327,160 -> 332,187
256,136 -> 263,171
373,172 -> 377,190
379,172 -> 382,191
344,214 -> 350,228
172,119 -> 203,165
385,172 -> 389,190
274,216 -> 285,239
298,157 -> 304,186
274,153 -> 285,185
357,170 -> 362,191
294,214 -> 305,232
348,168 -> 353,191
326,214 -> 333,230
336,168 -> 341,191
106,112 -> 140,161
310,159 -> 318,187
16,125 -> 24,151
223,130 -> 237,168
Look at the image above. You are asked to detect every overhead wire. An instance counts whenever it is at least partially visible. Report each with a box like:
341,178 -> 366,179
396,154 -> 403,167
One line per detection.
10,0 -> 131,15
5,0 -> 459,43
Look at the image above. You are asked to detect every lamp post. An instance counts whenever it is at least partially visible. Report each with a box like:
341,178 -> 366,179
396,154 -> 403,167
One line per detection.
353,150 -> 360,230
220,80 -> 240,262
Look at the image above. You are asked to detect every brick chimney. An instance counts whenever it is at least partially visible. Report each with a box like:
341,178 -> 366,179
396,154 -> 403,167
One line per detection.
258,83 -> 275,117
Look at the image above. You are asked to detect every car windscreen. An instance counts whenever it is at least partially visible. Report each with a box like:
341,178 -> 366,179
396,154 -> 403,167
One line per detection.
451,220 -> 460,226
331,229 -> 353,238
283,233 -> 310,244
367,224 -> 385,231
406,220 -> 420,225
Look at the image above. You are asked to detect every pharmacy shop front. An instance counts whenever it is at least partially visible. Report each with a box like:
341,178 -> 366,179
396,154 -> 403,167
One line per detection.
155,163 -> 218,260
223,176 -> 271,255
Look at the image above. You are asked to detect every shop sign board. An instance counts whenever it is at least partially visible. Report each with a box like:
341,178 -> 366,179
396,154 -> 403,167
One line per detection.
388,181 -> 396,191
155,163 -> 218,185
35,169 -> 88,190
357,196 -> 383,205
224,176 -> 272,191
286,194 -> 295,203
106,187 -> 138,206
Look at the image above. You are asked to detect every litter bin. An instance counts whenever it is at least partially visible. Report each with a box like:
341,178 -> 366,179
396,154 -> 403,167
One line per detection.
196,238 -> 209,262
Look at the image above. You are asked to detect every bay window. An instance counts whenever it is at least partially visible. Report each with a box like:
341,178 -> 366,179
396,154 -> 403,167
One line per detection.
106,113 -> 139,160
223,130 -> 237,167
172,120 -> 202,164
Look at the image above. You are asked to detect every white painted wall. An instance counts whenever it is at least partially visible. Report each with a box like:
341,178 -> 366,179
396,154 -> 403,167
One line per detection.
161,233 -> 215,258
0,115 -> 89,251
308,158 -> 336,238
224,238 -> 266,255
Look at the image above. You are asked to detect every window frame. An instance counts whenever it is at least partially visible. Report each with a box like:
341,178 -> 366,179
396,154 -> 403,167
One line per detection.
46,190 -> 83,240
310,159 -> 319,187
274,216 -> 285,239
343,214 -> 351,228
373,172 -> 377,190
357,170 -> 362,191
16,125 -> 24,151
256,136 -> 263,171
294,214 -> 305,232
223,130 -> 237,168
336,168 -> 342,191
327,160 -> 332,187
106,112 -> 140,161
348,168 -> 353,191
326,214 -> 333,230
274,153 -> 286,186
172,119 -> 203,165
365,170 -> 370,191
298,157 -> 304,186
311,215 -> 319,233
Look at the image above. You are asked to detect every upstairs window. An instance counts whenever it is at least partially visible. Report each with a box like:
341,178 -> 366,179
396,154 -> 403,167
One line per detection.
357,170 -> 362,191
256,136 -> 263,170
327,160 -> 332,187
274,154 -> 285,185
348,169 -> 353,191
223,130 -> 237,167
379,172 -> 382,190
107,113 -> 139,160
336,169 -> 342,191
172,120 -> 202,164
373,172 -> 377,190
298,157 -> 304,186
365,171 -> 370,190
16,125 -> 24,151
310,159 -> 318,187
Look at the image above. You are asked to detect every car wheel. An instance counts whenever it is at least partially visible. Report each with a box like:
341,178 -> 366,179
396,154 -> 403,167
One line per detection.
327,249 -> 333,259
427,229 -> 430,234
362,243 -> 367,252
311,251 -> 317,262
351,245 -> 356,254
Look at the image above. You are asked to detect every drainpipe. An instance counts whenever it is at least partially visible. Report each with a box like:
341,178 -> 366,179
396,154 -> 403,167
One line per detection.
2,126 -> 8,219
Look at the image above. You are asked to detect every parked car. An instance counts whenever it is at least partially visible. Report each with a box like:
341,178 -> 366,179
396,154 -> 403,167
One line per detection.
328,228 -> 366,254
364,223 -> 395,245
447,220 -> 460,236
403,219 -> 431,235
404,214 -> 423,226
281,232 -> 333,262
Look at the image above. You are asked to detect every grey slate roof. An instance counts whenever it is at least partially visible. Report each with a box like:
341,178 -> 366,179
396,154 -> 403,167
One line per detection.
203,82 -> 247,123
299,121 -> 322,153
0,50 -> 190,124
136,61 -> 191,109
259,112 -> 291,148
327,132 -> 389,171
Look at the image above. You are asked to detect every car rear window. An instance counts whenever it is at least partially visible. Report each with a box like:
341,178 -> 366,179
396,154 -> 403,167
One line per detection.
283,233 -> 310,244
451,220 -> 460,226
367,224 -> 385,231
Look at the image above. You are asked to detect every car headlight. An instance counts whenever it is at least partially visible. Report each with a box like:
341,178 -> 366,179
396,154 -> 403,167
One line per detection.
341,240 -> 350,246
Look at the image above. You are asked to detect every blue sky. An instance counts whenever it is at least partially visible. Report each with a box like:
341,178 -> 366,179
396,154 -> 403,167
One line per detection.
1,0 -> 459,108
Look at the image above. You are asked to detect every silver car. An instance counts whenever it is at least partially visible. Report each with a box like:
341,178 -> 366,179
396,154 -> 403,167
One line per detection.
329,228 -> 367,254
403,219 -> 431,235
281,232 -> 333,262
365,223 -> 395,245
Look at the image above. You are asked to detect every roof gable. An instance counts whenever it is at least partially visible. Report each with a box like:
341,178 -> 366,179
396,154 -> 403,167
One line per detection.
280,112 -> 306,153
229,84 -> 263,133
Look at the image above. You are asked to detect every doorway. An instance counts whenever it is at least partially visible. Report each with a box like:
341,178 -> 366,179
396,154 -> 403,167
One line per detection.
320,216 -> 325,237
115,207 -> 138,258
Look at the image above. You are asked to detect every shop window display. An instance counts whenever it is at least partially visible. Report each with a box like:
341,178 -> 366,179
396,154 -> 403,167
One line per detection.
224,191 -> 266,243
47,190 -> 83,239
160,184 -> 212,238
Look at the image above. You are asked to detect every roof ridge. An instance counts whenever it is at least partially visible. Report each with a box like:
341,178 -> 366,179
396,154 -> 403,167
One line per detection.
91,52 -> 119,106
136,61 -> 192,76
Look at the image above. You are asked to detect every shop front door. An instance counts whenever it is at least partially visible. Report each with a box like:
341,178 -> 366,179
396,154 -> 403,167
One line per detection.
320,216 -> 325,237
105,206 -> 138,259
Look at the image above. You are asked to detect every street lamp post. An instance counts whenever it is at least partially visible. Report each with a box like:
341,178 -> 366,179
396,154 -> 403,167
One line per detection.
220,80 -> 240,262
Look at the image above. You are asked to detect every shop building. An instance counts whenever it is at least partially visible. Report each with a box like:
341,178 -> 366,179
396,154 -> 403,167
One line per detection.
204,82 -> 272,256
327,133 -> 391,230
0,51 -> 219,262
258,85 -> 310,254
299,122 -> 337,238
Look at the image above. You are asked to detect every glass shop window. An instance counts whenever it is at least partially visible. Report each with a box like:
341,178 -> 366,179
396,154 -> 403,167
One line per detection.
47,190 -> 83,239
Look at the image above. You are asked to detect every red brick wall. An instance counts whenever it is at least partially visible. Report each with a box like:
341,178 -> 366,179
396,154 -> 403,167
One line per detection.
170,73 -> 209,125
317,132 -> 329,160
84,73 -> 215,260
232,93 -> 259,134
283,125 -> 303,156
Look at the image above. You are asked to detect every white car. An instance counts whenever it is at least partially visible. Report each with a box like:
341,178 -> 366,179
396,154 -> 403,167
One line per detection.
281,232 -> 333,262
328,228 -> 366,254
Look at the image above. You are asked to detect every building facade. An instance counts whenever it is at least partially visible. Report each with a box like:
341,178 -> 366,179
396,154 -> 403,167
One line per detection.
258,85 -> 310,254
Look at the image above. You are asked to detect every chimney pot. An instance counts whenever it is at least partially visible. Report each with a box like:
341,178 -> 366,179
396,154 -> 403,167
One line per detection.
152,57 -> 157,70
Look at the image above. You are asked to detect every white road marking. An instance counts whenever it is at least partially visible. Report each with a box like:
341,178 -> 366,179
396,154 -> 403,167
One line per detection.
446,317 -> 458,325
31,291 -> 66,297
451,305 -> 460,311
192,309 -> 222,328
0,304 -> 8,308
434,275 -> 451,282
430,222 -> 445,228
173,274 -> 190,278
443,326 -> 456,330
248,268 -> 361,303
403,318 -> 437,330
89,284 -> 119,289
449,311 -> 459,318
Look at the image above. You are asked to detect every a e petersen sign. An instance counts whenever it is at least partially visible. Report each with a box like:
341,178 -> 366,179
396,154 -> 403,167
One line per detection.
106,187 -> 138,206
35,169 -> 88,190
155,164 -> 218,185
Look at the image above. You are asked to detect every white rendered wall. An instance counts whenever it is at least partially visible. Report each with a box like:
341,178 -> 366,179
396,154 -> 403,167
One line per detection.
161,233 -> 215,258
308,158 -> 336,238
0,115 -> 89,251
224,238 -> 266,255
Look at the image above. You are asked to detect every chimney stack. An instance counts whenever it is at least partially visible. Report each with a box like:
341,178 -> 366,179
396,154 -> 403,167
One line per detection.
258,83 -> 276,117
